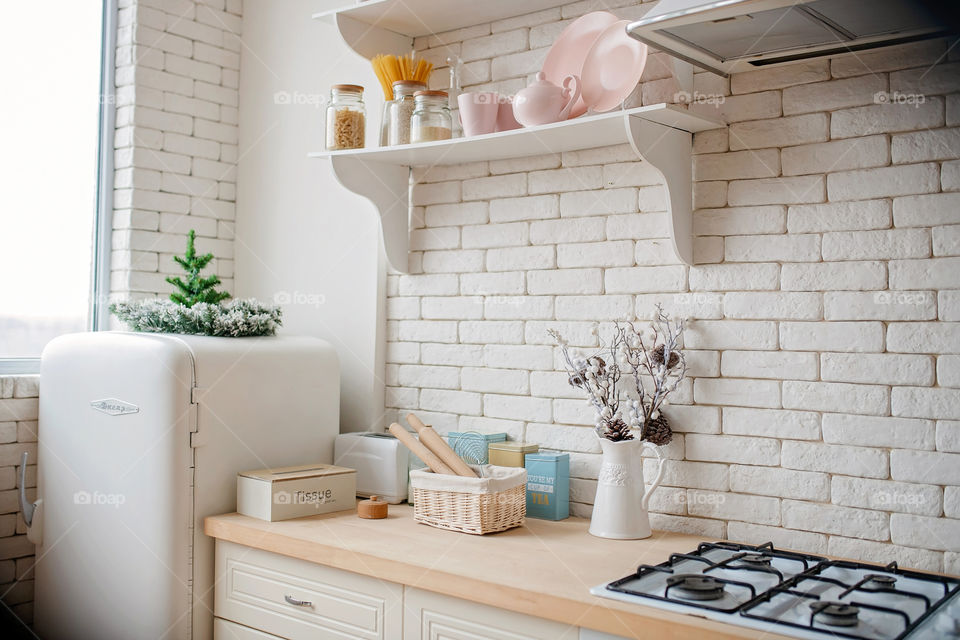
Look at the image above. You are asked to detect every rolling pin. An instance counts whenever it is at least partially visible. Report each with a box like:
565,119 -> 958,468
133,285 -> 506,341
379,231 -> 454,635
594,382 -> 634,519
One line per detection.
387,422 -> 456,476
406,413 -> 478,478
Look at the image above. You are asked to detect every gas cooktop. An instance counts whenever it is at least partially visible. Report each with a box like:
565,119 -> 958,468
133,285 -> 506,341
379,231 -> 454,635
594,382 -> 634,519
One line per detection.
590,542 -> 960,639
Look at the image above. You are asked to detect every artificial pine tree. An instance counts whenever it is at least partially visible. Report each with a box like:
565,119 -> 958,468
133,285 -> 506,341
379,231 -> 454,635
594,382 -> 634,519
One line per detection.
166,230 -> 231,307
111,229 -> 281,336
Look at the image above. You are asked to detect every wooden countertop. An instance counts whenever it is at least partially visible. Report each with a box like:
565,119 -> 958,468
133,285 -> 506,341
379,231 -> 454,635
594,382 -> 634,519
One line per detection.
205,506 -> 797,640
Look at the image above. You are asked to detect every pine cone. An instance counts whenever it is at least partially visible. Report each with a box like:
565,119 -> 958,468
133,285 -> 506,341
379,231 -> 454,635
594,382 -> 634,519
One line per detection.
603,418 -> 634,442
651,344 -> 680,369
642,413 -> 673,446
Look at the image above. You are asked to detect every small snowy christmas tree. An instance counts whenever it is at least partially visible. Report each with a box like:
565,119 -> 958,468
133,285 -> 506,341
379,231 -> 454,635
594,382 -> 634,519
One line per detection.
109,229 -> 282,337
166,230 -> 230,307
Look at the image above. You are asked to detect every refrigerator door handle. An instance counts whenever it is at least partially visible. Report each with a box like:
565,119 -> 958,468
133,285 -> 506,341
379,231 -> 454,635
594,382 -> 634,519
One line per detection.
19,452 -> 36,526
283,595 -> 313,607
19,451 -> 42,544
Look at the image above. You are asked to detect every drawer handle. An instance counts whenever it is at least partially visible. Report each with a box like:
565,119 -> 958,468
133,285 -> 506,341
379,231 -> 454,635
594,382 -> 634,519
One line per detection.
284,594 -> 313,607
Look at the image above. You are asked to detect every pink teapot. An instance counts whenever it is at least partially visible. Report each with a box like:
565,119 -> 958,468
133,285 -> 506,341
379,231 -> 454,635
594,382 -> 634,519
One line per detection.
512,72 -> 581,127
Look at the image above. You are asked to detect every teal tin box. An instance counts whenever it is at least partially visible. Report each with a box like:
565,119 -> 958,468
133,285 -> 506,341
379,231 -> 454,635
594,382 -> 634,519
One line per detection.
524,452 -> 569,520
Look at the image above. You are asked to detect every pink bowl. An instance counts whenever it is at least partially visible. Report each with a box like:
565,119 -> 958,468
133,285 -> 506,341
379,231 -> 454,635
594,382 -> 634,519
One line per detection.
542,11 -> 619,118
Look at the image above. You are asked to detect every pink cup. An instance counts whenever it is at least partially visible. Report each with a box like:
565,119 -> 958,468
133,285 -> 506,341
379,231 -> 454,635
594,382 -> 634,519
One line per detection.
495,95 -> 522,132
458,91 -> 499,137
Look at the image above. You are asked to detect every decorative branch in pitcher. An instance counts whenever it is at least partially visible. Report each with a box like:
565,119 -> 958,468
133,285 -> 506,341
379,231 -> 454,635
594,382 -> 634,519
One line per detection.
548,304 -> 687,446
548,305 -> 688,539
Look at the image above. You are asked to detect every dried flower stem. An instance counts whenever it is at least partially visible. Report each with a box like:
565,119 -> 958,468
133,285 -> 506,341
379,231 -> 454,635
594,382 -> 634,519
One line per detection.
549,304 -> 687,443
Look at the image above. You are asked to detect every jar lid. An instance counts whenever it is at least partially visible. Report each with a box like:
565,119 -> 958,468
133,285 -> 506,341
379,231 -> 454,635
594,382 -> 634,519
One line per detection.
489,442 -> 540,453
414,90 -> 448,98
526,451 -> 569,462
331,84 -> 363,92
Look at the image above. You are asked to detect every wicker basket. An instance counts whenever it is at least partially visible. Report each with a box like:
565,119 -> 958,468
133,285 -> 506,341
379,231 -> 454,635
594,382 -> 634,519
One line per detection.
409,465 -> 526,535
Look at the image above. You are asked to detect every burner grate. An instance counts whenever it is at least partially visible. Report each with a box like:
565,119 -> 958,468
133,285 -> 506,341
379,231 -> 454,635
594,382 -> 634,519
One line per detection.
739,559 -> 960,640
605,541 -> 826,614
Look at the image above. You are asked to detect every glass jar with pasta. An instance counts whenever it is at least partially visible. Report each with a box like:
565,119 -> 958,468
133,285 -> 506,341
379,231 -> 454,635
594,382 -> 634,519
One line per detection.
326,84 -> 365,150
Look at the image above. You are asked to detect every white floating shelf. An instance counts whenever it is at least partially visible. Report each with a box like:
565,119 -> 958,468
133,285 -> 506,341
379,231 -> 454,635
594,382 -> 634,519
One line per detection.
311,104 -> 724,273
310,104 -> 719,166
314,0 -> 571,57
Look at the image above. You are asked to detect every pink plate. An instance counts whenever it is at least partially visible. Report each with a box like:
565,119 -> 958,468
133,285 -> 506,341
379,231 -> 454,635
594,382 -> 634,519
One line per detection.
542,11 -> 619,118
581,20 -> 648,113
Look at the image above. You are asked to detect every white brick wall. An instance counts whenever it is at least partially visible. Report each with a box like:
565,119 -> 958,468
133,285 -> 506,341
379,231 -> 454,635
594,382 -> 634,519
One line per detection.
385,11 -> 960,571
112,0 -> 241,305
0,376 -> 38,625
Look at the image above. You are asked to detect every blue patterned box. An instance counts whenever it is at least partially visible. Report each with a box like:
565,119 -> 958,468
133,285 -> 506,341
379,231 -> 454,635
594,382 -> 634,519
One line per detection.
525,452 -> 569,520
445,432 -> 507,464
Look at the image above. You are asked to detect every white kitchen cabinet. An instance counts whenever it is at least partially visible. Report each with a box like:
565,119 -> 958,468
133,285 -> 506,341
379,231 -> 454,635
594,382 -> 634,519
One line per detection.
215,540 -> 403,640
214,539 -> 625,640
214,618 -> 285,639
403,586 -> 578,640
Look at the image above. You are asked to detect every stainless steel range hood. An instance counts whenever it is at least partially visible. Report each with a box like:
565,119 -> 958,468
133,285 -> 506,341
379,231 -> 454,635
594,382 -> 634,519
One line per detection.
626,0 -> 952,76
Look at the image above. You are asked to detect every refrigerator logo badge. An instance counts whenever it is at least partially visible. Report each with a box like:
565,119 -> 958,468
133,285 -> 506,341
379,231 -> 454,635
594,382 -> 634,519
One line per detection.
90,398 -> 139,416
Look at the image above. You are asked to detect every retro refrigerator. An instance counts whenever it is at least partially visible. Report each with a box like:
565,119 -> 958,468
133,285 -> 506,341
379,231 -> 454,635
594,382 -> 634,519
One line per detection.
25,332 -> 340,640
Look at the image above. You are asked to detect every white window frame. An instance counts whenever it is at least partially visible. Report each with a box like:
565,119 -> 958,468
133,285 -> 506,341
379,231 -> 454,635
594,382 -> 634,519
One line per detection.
0,0 -> 116,375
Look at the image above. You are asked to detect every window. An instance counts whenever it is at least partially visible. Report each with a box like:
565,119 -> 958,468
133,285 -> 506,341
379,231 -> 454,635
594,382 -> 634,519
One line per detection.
0,1 -> 113,371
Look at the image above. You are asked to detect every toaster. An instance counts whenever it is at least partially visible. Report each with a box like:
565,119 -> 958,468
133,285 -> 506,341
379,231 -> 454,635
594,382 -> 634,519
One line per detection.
334,432 -> 410,504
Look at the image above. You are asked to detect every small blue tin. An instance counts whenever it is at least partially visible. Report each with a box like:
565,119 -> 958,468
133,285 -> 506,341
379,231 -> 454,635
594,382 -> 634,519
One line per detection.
525,452 -> 569,520
445,432 -> 507,464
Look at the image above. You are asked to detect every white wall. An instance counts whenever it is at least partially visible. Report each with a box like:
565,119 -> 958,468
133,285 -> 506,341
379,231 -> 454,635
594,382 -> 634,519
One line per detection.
234,0 -> 387,432
233,1 -> 960,571
384,6 -> 960,572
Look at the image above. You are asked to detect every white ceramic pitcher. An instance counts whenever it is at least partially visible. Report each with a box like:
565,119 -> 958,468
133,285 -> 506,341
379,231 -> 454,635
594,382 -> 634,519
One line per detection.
589,437 -> 665,540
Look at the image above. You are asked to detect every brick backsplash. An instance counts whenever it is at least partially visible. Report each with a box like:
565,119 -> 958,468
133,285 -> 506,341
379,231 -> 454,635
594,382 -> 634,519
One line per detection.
111,0 -> 241,305
384,7 -> 960,573
0,376 -> 38,625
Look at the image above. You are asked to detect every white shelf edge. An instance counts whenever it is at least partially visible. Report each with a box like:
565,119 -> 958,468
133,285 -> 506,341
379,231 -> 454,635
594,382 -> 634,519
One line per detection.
312,5 -> 352,22
313,105 -> 725,273
309,104 -> 723,164
312,0 -> 572,40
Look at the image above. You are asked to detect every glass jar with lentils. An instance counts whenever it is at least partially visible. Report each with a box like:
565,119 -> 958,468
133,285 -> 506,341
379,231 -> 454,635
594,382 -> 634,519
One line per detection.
410,90 -> 452,143
387,80 -> 426,146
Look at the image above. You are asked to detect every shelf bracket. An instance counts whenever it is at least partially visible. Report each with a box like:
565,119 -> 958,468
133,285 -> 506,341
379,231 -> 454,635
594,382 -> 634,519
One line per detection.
624,115 -> 694,265
328,156 -> 411,273
334,13 -> 412,59
671,58 -> 694,96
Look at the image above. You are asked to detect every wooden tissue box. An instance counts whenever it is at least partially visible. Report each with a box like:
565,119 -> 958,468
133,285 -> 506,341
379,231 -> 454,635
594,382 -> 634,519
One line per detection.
237,463 -> 356,521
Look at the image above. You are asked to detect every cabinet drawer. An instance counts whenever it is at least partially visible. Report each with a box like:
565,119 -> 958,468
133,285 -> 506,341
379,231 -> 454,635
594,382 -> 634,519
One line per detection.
215,618 -> 284,639
404,587 -> 577,640
215,540 -> 402,640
